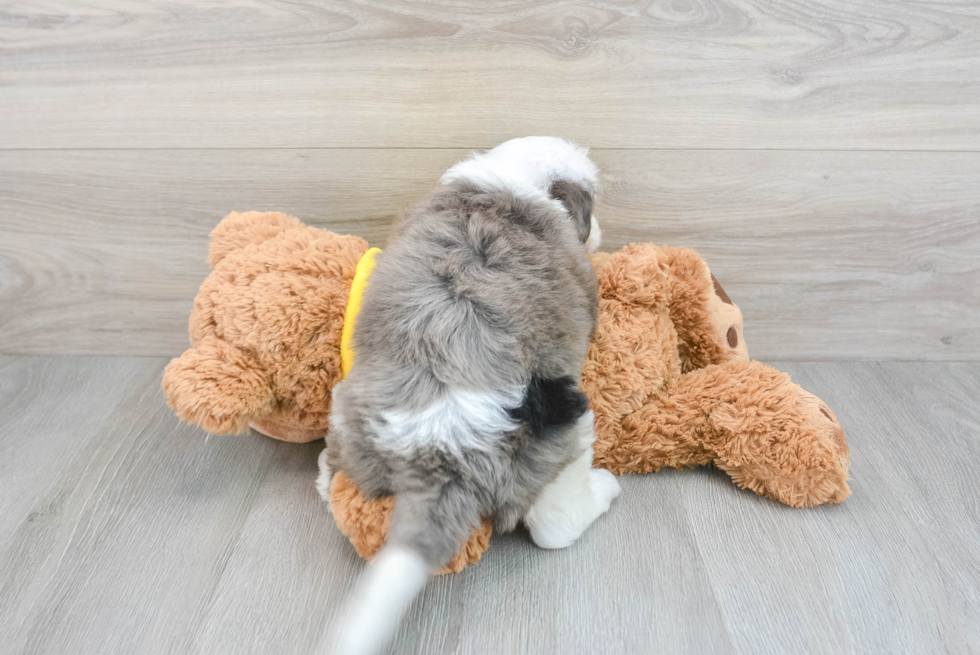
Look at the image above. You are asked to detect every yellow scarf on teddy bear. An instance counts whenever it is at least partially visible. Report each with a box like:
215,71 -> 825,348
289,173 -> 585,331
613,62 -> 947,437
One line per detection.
339,247 -> 382,379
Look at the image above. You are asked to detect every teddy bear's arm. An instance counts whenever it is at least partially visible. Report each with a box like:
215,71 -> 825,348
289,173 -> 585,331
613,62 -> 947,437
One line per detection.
660,247 -> 749,371
162,337 -> 275,434
603,359 -> 850,508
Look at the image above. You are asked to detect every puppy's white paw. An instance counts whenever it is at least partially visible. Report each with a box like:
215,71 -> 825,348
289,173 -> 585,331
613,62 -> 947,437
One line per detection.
525,450 -> 621,550
315,448 -> 332,504
589,468 -> 621,512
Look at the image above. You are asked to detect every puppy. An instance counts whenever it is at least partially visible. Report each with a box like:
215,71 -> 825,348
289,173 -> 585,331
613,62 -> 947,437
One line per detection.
317,137 -> 620,654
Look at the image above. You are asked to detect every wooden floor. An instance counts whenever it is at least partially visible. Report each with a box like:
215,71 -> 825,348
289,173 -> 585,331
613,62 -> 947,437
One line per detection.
3,2 -> 978,653
1,356 -> 977,654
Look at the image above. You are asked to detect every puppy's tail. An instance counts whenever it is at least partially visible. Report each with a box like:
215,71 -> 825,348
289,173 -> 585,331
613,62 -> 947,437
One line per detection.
328,485 -> 480,655
330,544 -> 429,655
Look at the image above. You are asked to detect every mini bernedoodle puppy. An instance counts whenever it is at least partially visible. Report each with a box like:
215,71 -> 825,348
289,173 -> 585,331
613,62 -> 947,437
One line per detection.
316,136 -> 620,654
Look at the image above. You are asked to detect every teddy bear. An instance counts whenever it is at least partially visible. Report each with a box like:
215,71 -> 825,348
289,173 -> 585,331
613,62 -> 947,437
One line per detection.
163,211 -> 850,573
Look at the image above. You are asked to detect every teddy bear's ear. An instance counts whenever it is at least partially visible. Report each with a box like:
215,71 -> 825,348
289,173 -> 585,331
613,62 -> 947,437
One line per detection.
206,211 -> 303,268
162,337 -> 274,435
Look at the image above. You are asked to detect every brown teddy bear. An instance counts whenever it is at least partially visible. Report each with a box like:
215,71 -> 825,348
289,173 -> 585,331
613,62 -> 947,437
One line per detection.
164,211 -> 850,573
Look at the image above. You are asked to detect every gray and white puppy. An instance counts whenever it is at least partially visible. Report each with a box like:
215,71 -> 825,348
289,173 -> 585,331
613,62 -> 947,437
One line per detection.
317,136 -> 620,655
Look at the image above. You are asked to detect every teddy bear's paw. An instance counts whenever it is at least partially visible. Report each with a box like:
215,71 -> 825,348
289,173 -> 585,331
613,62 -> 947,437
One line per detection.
707,274 -> 749,361
745,388 -> 851,507
315,448 -> 333,506
797,389 -> 850,471
710,369 -> 852,508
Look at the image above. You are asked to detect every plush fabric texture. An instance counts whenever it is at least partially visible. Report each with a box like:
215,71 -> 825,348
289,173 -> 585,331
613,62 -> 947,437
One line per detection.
163,211 -> 369,440
584,243 -> 848,508
330,471 -> 493,574
163,212 -> 851,574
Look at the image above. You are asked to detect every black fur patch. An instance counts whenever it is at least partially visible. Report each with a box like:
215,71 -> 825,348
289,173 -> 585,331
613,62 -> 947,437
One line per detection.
509,376 -> 589,436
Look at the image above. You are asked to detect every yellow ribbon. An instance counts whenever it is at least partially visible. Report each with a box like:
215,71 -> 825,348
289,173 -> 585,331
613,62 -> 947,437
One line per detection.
340,247 -> 381,379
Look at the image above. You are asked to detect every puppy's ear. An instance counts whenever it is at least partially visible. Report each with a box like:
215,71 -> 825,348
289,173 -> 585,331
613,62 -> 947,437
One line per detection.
548,180 -> 593,243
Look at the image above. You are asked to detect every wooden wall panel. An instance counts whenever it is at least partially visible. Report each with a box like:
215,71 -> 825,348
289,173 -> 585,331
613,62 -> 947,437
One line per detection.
2,149 -> 976,359
1,0 -> 978,149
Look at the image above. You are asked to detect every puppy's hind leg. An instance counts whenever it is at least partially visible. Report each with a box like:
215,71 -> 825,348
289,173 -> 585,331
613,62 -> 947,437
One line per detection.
524,410 -> 621,549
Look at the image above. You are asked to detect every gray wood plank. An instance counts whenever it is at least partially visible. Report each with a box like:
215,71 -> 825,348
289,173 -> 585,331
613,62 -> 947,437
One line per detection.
2,1 -> 979,149
2,357 -> 979,654
596,150 -> 980,361
187,439 -> 365,655
683,361 -> 980,654
2,149 -> 977,360
434,474 -> 734,655
0,357 -> 283,654
194,471 -> 735,655
0,148 -> 456,357
0,356 -> 162,546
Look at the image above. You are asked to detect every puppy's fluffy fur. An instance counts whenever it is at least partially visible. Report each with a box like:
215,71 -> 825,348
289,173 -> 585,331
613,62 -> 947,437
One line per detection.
320,137 -> 620,654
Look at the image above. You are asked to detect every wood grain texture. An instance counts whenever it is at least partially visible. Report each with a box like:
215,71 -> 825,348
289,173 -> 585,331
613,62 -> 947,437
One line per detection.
1,0 -> 979,149
0,357 -> 281,654
598,149 -> 980,361
1,357 -> 978,654
1,149 -> 977,359
687,361 -> 980,654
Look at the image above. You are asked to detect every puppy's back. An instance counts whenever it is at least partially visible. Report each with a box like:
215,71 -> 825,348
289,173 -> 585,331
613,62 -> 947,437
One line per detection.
325,142 -> 602,655
352,180 -> 597,402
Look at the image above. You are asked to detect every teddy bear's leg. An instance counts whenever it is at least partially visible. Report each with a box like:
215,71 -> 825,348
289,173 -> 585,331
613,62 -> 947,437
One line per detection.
524,410 -> 621,549
327,472 -> 493,575
615,360 -> 850,508
661,246 -> 749,371
595,388 -> 718,476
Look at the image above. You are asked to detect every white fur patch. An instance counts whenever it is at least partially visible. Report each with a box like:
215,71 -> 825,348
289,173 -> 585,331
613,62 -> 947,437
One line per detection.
370,387 -> 524,458
524,411 -> 621,549
441,136 -> 598,201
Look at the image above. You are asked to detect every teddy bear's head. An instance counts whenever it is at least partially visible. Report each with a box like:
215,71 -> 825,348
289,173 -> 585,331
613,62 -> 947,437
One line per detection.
163,211 -> 369,442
